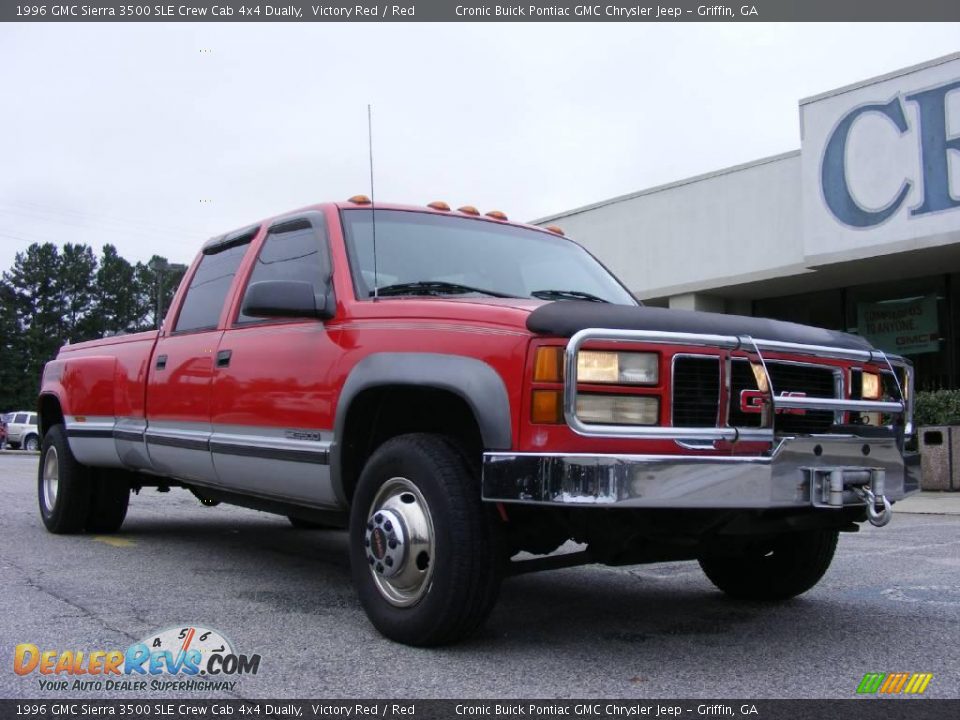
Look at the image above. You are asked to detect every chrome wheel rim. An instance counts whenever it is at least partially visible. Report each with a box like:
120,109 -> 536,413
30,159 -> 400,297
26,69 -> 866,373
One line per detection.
42,446 -> 59,512
364,477 -> 435,607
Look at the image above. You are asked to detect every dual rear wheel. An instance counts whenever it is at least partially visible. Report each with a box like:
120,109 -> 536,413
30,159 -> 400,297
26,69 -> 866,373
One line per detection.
38,424 -> 129,535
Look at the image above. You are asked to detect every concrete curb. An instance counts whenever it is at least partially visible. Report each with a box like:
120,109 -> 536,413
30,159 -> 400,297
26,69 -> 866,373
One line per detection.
0,450 -> 39,456
896,491 -> 960,516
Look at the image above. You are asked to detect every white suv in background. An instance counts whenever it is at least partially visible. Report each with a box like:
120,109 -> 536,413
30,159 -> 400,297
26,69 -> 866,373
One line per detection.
4,411 -> 39,451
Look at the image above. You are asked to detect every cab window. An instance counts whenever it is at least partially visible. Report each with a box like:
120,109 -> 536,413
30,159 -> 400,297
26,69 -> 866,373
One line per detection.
175,242 -> 250,333
237,218 -> 330,324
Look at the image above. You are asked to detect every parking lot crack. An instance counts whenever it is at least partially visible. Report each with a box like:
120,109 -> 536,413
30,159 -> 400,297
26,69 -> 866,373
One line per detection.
2,552 -> 138,643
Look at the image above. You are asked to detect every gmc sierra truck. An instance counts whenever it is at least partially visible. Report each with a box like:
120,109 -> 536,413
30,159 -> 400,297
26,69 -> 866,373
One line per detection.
37,197 -> 919,646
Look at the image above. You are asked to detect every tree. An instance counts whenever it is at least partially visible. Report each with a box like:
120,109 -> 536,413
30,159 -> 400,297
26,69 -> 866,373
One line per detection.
3,243 -> 67,409
58,242 -> 98,341
135,255 -> 188,330
0,279 -> 27,410
91,244 -> 141,336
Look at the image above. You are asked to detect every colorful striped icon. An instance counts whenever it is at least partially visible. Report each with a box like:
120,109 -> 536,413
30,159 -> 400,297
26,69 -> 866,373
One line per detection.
857,672 -> 933,694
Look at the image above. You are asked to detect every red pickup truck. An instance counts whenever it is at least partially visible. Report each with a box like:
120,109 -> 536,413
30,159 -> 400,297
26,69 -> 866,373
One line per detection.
37,197 -> 919,646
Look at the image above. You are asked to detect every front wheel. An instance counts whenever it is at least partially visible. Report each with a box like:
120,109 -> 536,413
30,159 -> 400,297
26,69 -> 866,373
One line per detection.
349,433 -> 502,646
24,434 -> 40,452
698,529 -> 839,601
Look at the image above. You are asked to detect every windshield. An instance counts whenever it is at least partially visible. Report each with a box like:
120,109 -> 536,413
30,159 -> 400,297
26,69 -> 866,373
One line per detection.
341,209 -> 637,305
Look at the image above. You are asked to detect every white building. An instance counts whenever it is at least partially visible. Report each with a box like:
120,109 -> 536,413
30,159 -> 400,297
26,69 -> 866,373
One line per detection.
536,53 -> 960,389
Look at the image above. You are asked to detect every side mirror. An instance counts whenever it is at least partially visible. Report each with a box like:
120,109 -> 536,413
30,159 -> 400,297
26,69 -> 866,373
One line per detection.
242,280 -> 332,320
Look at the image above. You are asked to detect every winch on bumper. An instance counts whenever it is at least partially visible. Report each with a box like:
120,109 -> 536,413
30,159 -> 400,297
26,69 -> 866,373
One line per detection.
483,327 -> 921,528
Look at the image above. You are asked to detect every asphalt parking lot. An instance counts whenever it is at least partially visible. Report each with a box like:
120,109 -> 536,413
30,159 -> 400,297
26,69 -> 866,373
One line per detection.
1,452 -> 958,700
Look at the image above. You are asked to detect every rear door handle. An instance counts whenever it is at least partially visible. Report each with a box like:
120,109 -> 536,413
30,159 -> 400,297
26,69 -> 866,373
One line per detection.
155,354 -> 167,370
216,349 -> 232,368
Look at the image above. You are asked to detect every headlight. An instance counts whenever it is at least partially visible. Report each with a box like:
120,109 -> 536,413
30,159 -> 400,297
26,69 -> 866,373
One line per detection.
576,394 -> 659,425
577,351 -> 658,385
862,371 -> 881,400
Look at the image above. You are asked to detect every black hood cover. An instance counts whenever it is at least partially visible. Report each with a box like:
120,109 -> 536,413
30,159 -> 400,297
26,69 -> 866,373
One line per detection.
526,301 -> 874,352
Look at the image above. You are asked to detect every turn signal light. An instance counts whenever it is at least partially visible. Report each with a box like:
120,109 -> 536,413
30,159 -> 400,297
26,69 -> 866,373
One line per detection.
531,390 -> 564,424
348,195 -> 371,205
533,347 -> 564,383
427,201 -> 450,211
458,205 -> 480,215
545,225 -> 565,236
485,210 -> 508,220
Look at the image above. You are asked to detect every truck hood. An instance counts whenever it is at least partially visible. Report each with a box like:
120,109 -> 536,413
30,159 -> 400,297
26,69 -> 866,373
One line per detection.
526,301 -> 875,352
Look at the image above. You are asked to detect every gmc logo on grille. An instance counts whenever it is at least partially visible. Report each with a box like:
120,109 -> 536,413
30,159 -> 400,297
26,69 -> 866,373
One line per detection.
740,390 -> 807,415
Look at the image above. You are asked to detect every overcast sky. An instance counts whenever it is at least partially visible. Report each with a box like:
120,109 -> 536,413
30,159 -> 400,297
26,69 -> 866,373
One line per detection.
1,23 -> 958,270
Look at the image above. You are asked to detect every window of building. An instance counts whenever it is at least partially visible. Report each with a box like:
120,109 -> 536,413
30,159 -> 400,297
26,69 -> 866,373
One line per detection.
844,275 -> 949,390
754,289 -> 844,331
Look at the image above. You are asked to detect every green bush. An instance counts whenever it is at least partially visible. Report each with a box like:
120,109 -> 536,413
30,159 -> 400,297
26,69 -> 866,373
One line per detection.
914,389 -> 960,426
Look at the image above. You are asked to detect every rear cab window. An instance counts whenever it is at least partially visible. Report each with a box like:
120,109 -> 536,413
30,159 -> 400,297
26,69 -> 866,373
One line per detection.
174,229 -> 256,333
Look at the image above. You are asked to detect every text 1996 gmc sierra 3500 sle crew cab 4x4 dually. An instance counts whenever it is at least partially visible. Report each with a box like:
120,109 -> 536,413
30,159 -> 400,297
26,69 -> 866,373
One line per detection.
37,197 -> 919,646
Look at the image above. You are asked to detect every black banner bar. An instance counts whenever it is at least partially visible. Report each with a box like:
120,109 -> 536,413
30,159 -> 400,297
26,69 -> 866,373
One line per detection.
3,0 -> 960,22
2,700 -> 959,720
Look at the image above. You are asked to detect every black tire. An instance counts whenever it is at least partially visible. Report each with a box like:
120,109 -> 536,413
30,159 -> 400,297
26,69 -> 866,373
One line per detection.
698,529 -> 839,601
287,515 -> 331,530
38,424 -> 92,534
349,433 -> 502,646
86,470 -> 130,534
23,434 -> 40,452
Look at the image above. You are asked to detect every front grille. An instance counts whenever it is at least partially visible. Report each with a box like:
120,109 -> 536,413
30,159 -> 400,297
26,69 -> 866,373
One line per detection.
671,356 -> 840,435
729,360 -> 837,435
672,356 -> 720,427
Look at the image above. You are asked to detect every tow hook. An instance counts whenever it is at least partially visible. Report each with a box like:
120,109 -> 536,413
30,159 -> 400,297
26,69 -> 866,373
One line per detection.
854,485 -> 892,527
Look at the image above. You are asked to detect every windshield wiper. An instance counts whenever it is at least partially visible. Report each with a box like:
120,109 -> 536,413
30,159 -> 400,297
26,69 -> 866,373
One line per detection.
531,289 -> 610,303
372,281 -> 514,298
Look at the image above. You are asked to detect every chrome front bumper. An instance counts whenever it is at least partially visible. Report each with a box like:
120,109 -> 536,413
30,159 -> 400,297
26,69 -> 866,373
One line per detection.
482,436 -> 920,510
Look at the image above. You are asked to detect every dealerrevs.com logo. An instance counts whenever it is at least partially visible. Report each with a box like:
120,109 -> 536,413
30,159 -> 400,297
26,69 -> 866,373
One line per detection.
14,626 -> 261,692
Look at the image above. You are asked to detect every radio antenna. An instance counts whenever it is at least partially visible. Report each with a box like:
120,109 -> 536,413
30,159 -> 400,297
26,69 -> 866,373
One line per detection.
368,104 -> 379,299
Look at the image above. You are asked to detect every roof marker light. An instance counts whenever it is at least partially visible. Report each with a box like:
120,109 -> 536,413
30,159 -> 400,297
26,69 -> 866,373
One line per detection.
458,205 -> 480,215
545,225 -> 565,236
348,195 -> 371,205
485,210 -> 508,220
428,201 -> 450,211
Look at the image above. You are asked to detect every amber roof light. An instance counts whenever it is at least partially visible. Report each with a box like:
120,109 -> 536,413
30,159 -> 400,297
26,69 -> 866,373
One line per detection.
348,195 -> 371,205
545,225 -> 565,236
427,201 -> 450,211
485,210 -> 508,220
458,205 -> 480,215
